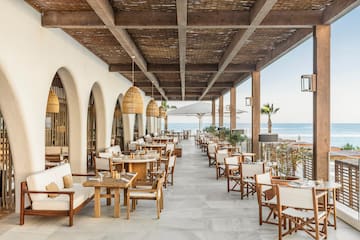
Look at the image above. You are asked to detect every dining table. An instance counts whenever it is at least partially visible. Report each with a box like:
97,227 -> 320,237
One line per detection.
83,172 -> 137,218
112,154 -> 157,185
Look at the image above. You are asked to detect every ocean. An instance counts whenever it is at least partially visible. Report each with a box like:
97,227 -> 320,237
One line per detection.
168,122 -> 360,148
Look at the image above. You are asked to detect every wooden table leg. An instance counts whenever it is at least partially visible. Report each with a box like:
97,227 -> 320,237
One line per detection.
106,188 -> 111,206
94,187 -> 101,218
123,188 -> 128,206
114,188 -> 120,218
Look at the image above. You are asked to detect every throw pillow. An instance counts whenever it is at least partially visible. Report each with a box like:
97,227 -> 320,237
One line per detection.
45,182 -> 59,198
63,174 -> 73,188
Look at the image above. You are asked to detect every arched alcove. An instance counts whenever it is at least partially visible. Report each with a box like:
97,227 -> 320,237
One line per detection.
87,82 -> 106,171
87,92 -> 96,171
111,100 -> 124,150
44,73 -> 69,169
0,110 -> 15,213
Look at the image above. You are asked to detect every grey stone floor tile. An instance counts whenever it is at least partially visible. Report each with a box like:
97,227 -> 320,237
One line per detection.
0,139 -> 359,239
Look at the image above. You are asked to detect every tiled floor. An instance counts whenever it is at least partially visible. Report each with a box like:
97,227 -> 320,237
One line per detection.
0,139 -> 359,239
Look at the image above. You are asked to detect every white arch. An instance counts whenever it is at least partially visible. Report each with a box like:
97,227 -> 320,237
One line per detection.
89,82 -> 107,152
56,68 -> 83,172
0,68 -> 33,212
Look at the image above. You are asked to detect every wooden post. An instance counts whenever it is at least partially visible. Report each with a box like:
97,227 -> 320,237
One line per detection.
230,87 -> 236,130
219,95 -> 224,127
212,99 -> 216,126
313,25 -> 331,181
252,72 -> 260,158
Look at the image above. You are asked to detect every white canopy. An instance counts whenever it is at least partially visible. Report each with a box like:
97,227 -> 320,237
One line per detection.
167,102 -> 246,130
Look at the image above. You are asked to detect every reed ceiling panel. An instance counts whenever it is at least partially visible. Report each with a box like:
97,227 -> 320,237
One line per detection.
273,0 -> 334,10
128,29 -> 179,64
64,29 -> 130,64
25,0 -> 91,11
232,28 -> 297,64
186,29 -> 238,64
188,0 -> 256,12
111,0 -> 176,12
186,73 -> 213,83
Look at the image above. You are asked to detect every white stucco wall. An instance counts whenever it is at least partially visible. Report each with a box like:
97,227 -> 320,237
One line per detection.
0,0 -> 149,212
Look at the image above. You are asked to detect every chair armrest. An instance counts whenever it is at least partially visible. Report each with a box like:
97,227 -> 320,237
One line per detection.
129,189 -> 156,193
316,190 -> 327,199
72,173 -> 96,177
25,190 -> 75,196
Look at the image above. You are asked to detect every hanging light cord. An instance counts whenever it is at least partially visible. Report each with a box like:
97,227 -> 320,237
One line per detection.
131,56 -> 135,85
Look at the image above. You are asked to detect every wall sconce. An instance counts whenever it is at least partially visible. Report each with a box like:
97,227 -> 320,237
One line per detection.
245,97 -> 252,106
301,74 -> 317,92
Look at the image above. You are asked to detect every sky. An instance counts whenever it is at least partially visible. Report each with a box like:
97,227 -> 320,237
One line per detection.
165,6 -> 360,124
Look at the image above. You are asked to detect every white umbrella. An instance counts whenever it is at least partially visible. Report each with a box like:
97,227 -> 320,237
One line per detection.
167,102 -> 211,130
167,102 -> 247,130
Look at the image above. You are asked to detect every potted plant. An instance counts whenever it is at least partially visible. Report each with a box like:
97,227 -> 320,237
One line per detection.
272,143 -> 310,182
227,131 -> 247,146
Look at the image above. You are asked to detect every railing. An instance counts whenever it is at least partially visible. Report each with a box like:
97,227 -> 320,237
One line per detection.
335,159 -> 359,212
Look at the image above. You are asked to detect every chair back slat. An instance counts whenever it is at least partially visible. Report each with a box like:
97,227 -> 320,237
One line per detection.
216,151 -> 228,165
207,143 -> 217,154
278,186 -> 314,209
241,163 -> 264,178
256,172 -> 272,185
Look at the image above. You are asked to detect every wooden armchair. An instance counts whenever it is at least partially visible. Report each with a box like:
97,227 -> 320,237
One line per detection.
224,156 -> 242,192
255,172 -> 278,226
239,162 -> 265,199
215,149 -> 228,179
276,185 -> 328,240
165,155 -> 176,187
207,143 -> 217,167
127,173 -> 165,219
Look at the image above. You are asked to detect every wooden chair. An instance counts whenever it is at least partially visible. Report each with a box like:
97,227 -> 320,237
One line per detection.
94,157 -> 114,174
127,173 -> 165,219
276,185 -> 328,240
165,155 -> 176,187
255,172 -> 278,226
224,156 -> 242,192
207,143 -> 217,167
239,162 -> 265,199
215,149 -> 228,179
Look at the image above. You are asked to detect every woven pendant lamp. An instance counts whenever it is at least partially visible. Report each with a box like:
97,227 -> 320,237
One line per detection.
146,82 -> 159,117
123,56 -> 143,114
46,89 -> 60,113
159,105 -> 167,119
146,99 -> 159,117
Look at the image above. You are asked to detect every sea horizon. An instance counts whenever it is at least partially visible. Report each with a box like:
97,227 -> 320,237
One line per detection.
167,122 -> 360,148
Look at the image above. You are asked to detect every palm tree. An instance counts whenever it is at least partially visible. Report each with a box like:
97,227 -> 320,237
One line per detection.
161,101 -> 176,131
261,103 -> 280,134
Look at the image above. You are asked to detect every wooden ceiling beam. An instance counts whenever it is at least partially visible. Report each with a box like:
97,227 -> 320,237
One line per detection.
177,0 -> 187,100
136,81 -> 233,88
199,0 -> 277,100
86,0 -> 167,100
42,10 -> 322,29
322,0 -> 360,24
110,63 -> 255,73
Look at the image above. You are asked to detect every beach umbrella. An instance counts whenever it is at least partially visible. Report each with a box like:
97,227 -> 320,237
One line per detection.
167,102 -> 246,130
167,102 -> 211,130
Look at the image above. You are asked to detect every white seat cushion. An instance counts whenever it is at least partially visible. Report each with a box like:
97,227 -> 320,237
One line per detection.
282,208 -> 326,219
129,191 -> 156,198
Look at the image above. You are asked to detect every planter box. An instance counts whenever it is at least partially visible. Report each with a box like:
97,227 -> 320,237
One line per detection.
259,133 -> 278,142
174,148 -> 182,158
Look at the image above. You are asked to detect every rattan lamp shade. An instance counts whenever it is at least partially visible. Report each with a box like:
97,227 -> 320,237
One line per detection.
159,106 -> 167,119
46,89 -> 60,113
122,86 -> 143,114
146,99 -> 159,117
